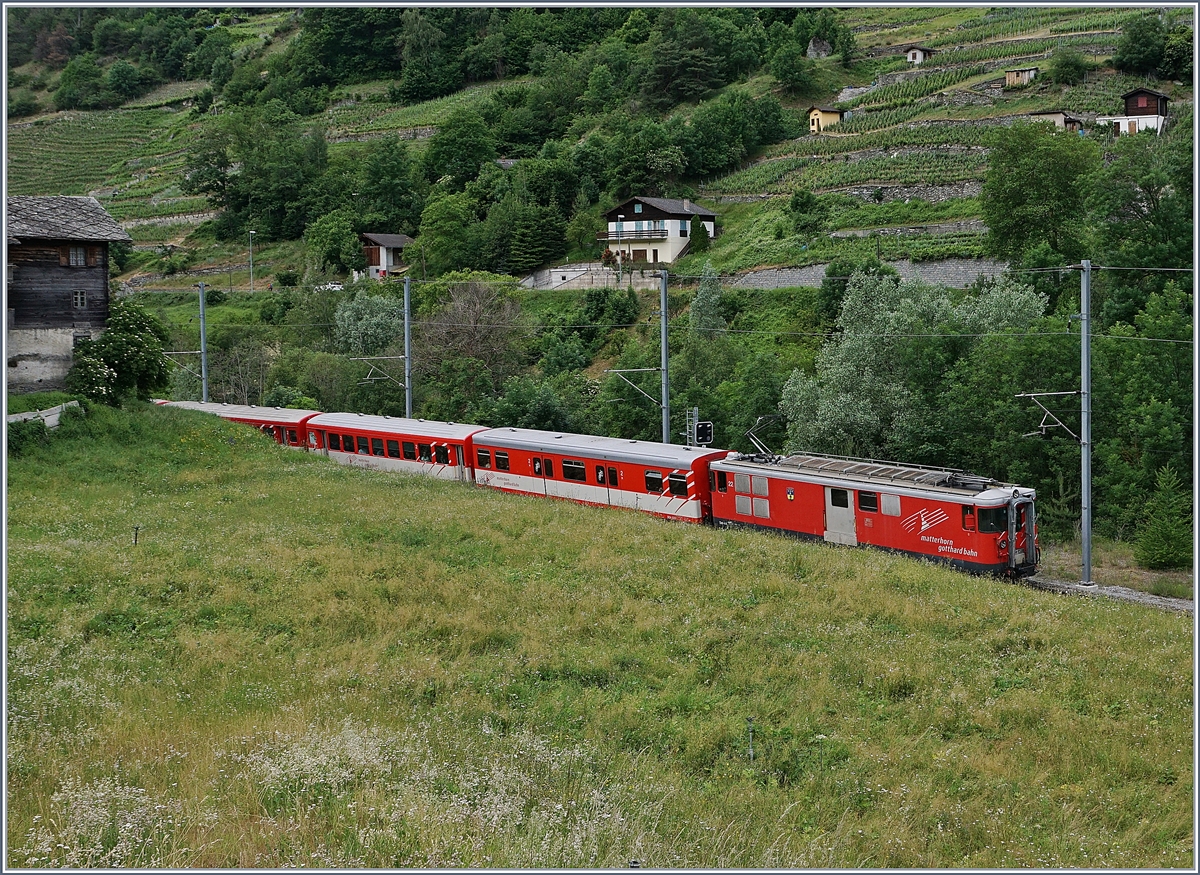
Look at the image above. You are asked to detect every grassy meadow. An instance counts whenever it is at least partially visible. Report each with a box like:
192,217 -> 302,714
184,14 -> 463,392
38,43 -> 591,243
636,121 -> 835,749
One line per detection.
5,402 -> 1194,867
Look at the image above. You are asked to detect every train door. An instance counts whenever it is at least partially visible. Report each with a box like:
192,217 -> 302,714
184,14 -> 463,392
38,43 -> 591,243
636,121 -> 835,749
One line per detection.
824,487 -> 857,546
454,445 -> 468,483
530,455 -> 549,496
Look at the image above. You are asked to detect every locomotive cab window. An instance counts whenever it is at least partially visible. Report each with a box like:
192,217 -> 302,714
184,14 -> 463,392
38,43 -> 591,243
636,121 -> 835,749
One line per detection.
667,473 -> 687,496
372,438 -> 385,456
830,488 -> 849,508
716,471 -> 728,492
495,451 -> 510,470
563,460 -> 586,482
356,436 -> 370,455
645,471 -> 663,493
477,449 -> 492,468
418,444 -> 432,462
858,491 -> 878,513
977,506 -> 1008,533
387,440 -> 400,458
435,445 -> 450,464
328,433 -> 341,451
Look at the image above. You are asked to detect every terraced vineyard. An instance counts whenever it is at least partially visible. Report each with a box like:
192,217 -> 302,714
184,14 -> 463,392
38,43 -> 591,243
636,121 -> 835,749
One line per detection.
6,110 -> 180,196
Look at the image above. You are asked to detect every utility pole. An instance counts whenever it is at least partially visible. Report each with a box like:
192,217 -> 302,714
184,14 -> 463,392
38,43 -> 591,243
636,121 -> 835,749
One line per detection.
404,275 -> 413,418
197,281 -> 209,403
1079,259 -> 1094,587
248,229 -> 256,293
660,269 -> 670,444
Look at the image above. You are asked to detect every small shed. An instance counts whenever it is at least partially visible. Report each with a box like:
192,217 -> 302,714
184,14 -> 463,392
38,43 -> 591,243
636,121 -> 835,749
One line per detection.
1028,110 -> 1083,133
901,45 -> 936,65
359,232 -> 414,280
1096,88 -> 1170,137
1005,67 -> 1038,87
807,106 -> 845,134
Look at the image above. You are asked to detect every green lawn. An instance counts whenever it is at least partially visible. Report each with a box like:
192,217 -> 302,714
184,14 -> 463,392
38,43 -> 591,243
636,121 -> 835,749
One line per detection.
6,401 -> 1193,867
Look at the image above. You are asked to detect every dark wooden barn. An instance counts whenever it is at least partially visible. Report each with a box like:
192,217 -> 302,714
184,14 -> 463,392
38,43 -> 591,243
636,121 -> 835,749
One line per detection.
6,196 -> 131,392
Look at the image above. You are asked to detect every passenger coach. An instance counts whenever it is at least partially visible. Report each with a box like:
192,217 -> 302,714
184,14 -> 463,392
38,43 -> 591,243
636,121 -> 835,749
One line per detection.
306,413 -> 488,482
472,428 -> 729,522
163,401 -> 320,448
711,451 -> 1039,576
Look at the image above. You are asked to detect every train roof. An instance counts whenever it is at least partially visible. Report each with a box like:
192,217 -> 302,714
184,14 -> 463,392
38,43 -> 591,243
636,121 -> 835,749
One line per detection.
475,427 -> 729,468
715,451 -> 1033,501
165,401 -> 321,424
308,412 -> 488,441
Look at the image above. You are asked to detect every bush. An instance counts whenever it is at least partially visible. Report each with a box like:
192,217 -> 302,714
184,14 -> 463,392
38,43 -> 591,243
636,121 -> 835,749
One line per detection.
275,269 -> 300,287
6,418 -> 50,458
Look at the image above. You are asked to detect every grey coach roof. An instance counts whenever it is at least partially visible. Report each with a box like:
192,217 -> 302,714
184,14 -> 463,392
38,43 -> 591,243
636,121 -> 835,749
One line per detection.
167,401 -> 320,424
310,413 -> 488,441
6,196 -> 132,243
475,427 -> 728,468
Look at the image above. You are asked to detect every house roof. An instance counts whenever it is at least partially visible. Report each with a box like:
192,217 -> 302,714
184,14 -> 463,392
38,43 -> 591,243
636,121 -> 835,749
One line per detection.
362,232 -> 414,249
1005,66 -> 1039,73
901,45 -> 936,53
807,105 -> 843,115
607,197 -> 717,219
6,196 -> 131,243
1030,110 -> 1082,121
1121,87 -> 1170,100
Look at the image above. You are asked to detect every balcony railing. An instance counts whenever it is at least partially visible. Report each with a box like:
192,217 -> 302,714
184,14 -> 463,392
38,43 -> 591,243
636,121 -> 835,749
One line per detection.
596,227 -> 670,241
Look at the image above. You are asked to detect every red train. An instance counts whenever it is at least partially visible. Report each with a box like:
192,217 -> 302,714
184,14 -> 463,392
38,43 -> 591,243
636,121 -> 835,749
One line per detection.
161,401 -> 1039,576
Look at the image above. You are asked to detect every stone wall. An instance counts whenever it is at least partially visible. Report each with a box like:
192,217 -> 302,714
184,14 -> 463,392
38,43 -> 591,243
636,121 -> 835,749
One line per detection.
6,326 -> 86,393
730,257 -> 1008,290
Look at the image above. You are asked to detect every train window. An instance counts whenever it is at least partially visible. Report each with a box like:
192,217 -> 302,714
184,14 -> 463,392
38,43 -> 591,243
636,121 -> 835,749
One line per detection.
387,440 -> 400,458
477,449 -> 492,468
403,441 -> 417,460
645,471 -> 663,493
356,436 -> 370,455
435,446 -> 450,464
962,505 -> 977,532
496,451 -> 510,470
564,460 -> 587,482
544,458 -> 554,478
533,458 -> 542,475
753,497 -> 770,519
419,444 -> 432,462
372,438 -> 385,456
287,429 -> 298,445
734,473 -> 751,493
608,467 -> 617,486
752,475 -> 769,496
977,506 -> 1008,533
735,494 -> 752,515
596,465 -> 605,483
328,433 -> 341,451
667,473 -> 687,496
858,491 -> 879,513
882,494 -> 900,516
717,471 -> 728,492
830,489 -> 849,508
309,432 -> 319,448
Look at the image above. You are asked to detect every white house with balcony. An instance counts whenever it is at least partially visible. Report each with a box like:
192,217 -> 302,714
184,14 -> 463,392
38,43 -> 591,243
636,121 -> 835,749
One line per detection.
598,197 -> 717,266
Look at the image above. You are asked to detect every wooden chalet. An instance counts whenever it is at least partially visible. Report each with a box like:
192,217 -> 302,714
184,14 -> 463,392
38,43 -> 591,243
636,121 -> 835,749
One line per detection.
1096,87 -> 1170,136
6,196 -> 130,392
598,197 -> 717,266
359,232 -> 414,281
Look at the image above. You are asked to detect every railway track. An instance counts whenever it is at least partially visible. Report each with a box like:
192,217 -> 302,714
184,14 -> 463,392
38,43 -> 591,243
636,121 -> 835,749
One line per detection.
1021,576 -> 1194,614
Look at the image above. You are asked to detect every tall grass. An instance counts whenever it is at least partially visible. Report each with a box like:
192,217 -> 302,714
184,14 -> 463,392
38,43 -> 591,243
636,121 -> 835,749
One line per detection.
6,403 -> 1193,867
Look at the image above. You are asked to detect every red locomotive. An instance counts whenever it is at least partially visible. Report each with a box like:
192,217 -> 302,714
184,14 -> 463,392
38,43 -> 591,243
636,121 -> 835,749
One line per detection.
710,451 -> 1039,576
162,402 -> 1038,575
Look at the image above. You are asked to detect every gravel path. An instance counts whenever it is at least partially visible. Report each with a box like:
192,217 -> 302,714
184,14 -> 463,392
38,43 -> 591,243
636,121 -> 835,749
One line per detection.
1020,576 -> 1194,614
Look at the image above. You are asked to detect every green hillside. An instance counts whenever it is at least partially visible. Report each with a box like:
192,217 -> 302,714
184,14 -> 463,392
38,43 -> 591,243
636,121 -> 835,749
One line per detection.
6,402 -> 1193,867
